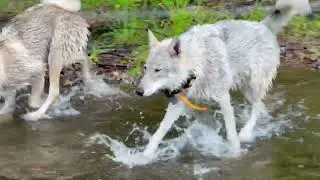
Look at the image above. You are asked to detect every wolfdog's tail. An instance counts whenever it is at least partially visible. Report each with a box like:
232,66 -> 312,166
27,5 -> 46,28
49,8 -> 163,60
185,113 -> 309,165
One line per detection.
40,0 -> 81,12
262,0 -> 311,34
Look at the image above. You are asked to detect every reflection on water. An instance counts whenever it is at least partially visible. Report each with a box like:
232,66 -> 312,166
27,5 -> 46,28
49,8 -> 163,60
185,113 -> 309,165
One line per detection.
0,67 -> 319,179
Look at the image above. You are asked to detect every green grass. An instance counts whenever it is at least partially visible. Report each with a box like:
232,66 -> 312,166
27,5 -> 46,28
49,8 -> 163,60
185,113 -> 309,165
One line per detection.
240,5 -> 267,21
283,15 -> 320,37
0,0 -> 37,14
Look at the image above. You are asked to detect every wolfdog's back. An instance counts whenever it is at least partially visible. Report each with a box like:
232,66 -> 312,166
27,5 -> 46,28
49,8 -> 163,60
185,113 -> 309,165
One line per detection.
215,20 -> 280,76
183,20 -> 280,96
0,4 -> 89,91
200,20 -> 280,90
217,20 -> 280,96
6,4 -> 89,64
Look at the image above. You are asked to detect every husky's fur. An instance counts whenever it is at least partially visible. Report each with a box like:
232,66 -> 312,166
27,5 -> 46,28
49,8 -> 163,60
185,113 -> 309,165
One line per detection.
137,0 -> 311,155
0,0 -> 89,121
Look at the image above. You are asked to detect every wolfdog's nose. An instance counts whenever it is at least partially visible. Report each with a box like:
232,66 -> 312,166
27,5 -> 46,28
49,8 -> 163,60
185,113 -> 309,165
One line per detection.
135,87 -> 144,96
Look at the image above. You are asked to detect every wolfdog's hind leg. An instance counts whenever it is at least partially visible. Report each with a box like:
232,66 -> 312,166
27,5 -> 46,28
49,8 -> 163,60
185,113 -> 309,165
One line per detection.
215,93 -> 241,154
23,55 -> 62,121
239,100 -> 264,142
239,82 -> 268,142
0,92 -> 16,115
82,57 -> 91,84
29,71 -> 45,108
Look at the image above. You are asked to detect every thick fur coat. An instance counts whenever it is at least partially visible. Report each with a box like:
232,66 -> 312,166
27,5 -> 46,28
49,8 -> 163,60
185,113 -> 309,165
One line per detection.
137,0 -> 312,156
0,0 -> 89,120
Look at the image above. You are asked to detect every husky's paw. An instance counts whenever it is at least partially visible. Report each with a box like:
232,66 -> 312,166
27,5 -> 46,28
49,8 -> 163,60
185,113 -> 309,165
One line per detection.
238,129 -> 254,143
22,112 -> 51,121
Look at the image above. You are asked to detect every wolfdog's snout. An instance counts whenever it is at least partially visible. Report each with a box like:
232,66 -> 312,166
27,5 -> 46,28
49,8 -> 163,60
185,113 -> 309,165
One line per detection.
135,87 -> 144,96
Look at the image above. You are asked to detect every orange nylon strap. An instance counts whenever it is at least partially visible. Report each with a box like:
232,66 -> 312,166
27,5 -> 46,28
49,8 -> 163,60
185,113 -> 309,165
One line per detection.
177,93 -> 208,111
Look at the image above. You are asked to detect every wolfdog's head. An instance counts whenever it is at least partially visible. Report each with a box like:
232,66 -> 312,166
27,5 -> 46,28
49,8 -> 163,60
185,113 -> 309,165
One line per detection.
136,30 -> 195,97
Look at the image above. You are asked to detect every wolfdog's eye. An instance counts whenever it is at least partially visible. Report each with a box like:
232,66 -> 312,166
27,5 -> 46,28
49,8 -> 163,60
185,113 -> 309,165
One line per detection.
144,65 -> 147,71
154,69 -> 161,72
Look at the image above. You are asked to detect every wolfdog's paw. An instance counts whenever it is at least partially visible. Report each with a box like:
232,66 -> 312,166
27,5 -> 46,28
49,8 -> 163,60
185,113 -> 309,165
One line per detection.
238,129 -> 254,143
223,147 -> 244,159
22,112 -> 52,121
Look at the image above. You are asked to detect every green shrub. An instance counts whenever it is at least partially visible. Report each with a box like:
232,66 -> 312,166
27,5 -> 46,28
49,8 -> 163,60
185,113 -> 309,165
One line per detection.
284,15 -> 320,37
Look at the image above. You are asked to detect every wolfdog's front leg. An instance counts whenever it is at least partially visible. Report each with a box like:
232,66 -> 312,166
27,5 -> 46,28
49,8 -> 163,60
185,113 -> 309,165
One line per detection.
217,94 -> 241,154
143,97 -> 185,158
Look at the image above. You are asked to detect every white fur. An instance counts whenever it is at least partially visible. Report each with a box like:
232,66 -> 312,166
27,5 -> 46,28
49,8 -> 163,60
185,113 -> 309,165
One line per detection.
276,0 -> 311,15
263,0 -> 311,34
40,0 -> 81,12
137,0 -> 311,157
143,80 -> 167,96
143,100 -> 185,158
0,0 -> 89,121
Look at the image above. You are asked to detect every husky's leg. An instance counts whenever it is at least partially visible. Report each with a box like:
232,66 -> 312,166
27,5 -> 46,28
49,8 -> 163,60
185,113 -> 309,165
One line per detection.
23,55 -> 62,121
143,97 -> 184,158
29,71 -> 45,108
216,93 -> 241,154
0,92 -> 16,115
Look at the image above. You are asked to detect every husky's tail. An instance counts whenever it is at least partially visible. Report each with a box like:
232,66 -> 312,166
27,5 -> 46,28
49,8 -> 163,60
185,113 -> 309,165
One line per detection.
262,0 -> 312,34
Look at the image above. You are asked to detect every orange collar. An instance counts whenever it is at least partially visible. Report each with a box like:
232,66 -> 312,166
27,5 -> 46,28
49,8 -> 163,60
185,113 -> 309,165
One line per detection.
177,93 -> 208,111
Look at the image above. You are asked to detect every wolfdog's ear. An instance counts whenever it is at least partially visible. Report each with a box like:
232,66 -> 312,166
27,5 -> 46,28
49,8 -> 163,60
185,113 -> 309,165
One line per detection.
148,30 -> 159,48
168,38 -> 181,57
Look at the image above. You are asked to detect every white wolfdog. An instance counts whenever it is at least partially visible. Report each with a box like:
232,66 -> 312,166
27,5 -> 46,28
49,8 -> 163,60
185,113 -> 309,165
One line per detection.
136,0 -> 311,157
0,0 -> 89,121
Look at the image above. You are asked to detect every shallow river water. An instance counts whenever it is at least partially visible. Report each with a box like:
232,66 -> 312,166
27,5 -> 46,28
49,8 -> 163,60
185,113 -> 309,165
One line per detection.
0,67 -> 319,180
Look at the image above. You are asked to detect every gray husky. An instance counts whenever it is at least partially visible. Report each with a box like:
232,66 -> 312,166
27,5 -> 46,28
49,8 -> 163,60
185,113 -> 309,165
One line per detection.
136,0 -> 311,156
0,0 -> 89,121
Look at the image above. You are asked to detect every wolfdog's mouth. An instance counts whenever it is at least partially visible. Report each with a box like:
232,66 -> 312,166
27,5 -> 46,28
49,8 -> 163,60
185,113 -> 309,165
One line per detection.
162,74 -> 196,97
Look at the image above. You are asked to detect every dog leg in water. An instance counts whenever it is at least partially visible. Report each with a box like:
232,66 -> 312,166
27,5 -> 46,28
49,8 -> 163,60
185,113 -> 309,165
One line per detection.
0,92 -> 16,115
29,72 -> 45,108
217,94 -> 241,154
23,54 -> 62,121
143,98 -> 184,158
239,101 -> 264,142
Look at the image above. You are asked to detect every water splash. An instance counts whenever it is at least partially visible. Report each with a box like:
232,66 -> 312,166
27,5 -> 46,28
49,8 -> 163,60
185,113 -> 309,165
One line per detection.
48,86 -> 81,117
26,74 -> 127,118
83,75 -> 128,98
193,164 -> 220,179
87,95 -> 304,167
89,133 -> 153,167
